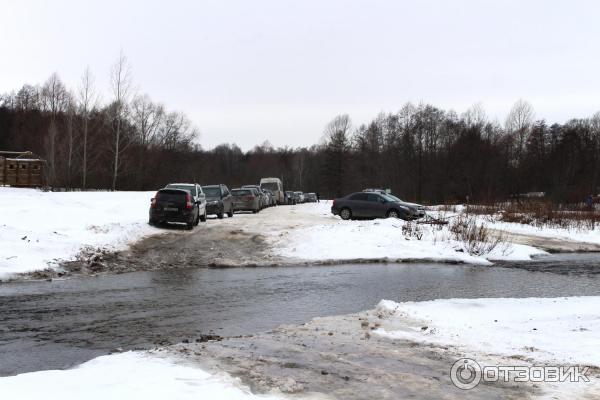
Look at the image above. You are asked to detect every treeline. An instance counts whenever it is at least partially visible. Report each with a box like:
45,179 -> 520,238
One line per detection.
1,62 -> 600,203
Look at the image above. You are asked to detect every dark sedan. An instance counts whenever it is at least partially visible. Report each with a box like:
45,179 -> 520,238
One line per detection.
331,192 -> 413,220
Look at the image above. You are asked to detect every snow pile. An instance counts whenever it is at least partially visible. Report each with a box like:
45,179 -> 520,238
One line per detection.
0,352 -> 304,400
0,188 -> 159,278
274,202 -> 544,264
375,297 -> 600,367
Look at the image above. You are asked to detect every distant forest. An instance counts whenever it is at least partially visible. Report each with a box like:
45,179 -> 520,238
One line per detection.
1,60 -> 600,203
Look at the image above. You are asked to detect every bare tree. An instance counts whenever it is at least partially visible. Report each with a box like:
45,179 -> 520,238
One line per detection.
109,50 -> 133,190
78,67 -> 97,189
322,115 -> 352,197
40,73 -> 68,185
462,102 -> 487,127
131,94 -> 163,148
65,93 -> 76,188
505,99 -> 535,163
158,111 -> 197,151
131,94 -> 164,187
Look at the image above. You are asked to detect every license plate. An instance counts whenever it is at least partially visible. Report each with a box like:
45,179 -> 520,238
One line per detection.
163,207 -> 178,211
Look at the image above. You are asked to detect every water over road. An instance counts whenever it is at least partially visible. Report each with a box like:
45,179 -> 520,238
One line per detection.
2,255 -> 600,377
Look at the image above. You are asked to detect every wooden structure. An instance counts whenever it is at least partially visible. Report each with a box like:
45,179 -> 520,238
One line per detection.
0,151 -> 45,187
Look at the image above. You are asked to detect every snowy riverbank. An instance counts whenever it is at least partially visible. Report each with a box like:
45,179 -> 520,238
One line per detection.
375,296 -> 600,367
0,351 -> 323,400
4,188 -> 600,279
0,188 -> 159,278
270,201 -> 545,264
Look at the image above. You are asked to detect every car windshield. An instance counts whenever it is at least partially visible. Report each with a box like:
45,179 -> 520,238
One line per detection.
202,187 -> 221,197
232,189 -> 251,196
261,182 -> 279,191
166,185 -> 195,196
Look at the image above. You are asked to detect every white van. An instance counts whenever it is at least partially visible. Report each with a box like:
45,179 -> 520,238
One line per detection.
260,177 -> 284,204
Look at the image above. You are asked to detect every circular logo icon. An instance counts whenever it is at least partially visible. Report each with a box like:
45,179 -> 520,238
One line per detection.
450,358 -> 482,390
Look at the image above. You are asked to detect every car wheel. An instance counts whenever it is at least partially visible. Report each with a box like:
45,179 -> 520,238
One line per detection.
194,210 -> 200,226
387,209 -> 400,219
186,220 -> 194,230
340,208 -> 352,220
200,210 -> 207,222
217,211 -> 224,219
228,206 -> 234,218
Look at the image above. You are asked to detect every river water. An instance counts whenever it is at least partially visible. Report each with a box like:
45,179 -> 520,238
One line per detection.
1,257 -> 600,376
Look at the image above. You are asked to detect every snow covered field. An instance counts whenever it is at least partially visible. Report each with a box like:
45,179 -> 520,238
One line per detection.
0,352 -> 318,400
271,201 -> 545,264
0,188 -> 159,278
375,296 -> 600,367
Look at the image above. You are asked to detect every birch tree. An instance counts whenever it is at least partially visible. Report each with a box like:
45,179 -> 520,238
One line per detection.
109,51 -> 133,190
78,67 -> 97,189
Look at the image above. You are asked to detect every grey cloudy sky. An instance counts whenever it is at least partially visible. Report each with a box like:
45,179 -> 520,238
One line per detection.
1,0 -> 599,150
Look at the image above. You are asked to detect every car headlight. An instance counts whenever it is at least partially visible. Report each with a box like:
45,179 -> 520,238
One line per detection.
209,200 -> 219,205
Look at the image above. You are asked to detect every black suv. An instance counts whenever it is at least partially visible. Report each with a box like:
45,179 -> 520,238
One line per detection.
202,184 -> 234,219
149,188 -> 201,229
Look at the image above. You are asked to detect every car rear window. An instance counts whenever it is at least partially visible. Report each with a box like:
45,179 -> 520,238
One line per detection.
157,190 -> 187,202
232,189 -> 252,196
166,185 -> 196,196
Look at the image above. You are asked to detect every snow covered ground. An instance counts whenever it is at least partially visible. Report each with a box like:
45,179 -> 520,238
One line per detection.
0,187 -> 159,278
0,351 -> 320,400
375,296 -> 600,367
271,201 -> 545,264
3,189 -> 597,279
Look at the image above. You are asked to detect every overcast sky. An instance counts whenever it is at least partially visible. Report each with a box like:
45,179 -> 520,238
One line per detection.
1,0 -> 599,150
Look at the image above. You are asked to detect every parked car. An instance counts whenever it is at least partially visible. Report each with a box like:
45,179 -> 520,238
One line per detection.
264,189 -> 277,206
164,183 -> 207,222
231,188 -> 260,213
242,185 -> 268,209
260,177 -> 284,204
362,189 -> 425,219
202,184 -> 234,219
149,187 -> 201,229
294,191 -> 305,203
305,193 -> 317,202
331,191 -> 413,220
285,191 -> 296,205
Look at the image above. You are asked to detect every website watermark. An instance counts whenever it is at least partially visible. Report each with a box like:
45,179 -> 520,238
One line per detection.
450,358 -> 590,390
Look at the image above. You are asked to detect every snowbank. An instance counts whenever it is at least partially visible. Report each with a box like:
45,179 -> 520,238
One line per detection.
0,188 -> 159,278
375,296 -> 600,367
0,352 -> 298,400
273,202 -> 544,264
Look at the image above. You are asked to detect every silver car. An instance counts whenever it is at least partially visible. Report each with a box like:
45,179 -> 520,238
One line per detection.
242,185 -> 268,209
231,188 -> 260,213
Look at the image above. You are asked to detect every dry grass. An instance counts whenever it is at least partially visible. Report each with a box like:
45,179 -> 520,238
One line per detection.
465,201 -> 600,231
449,214 -> 506,256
